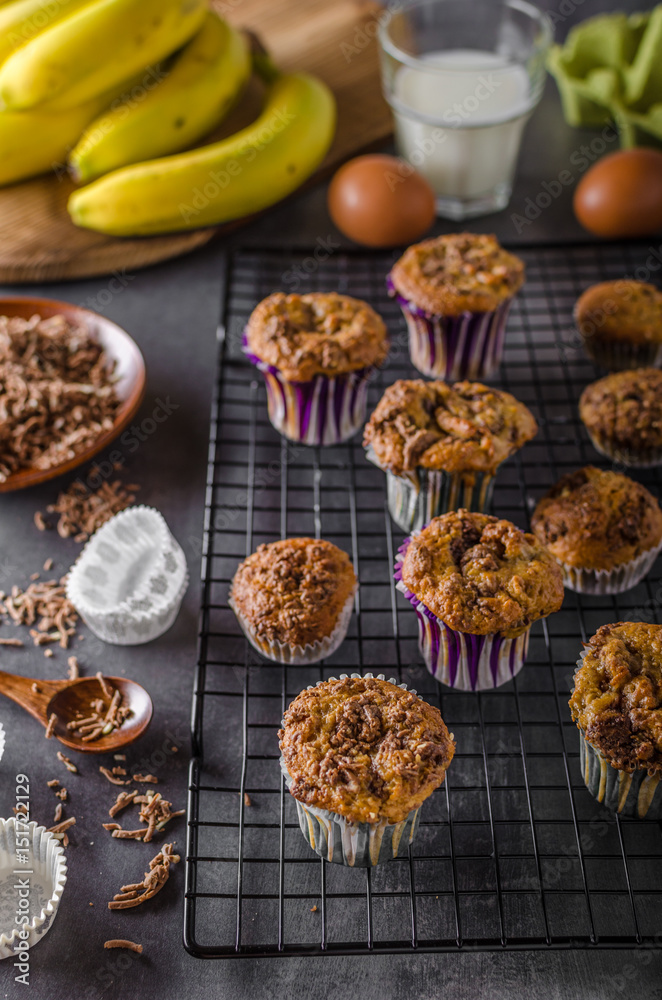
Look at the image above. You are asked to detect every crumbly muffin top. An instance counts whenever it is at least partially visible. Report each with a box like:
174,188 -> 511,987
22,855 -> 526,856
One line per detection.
580,368 -> 662,452
531,466 -> 662,572
389,233 -> 525,315
279,675 -> 455,824
363,378 -> 538,476
244,292 -> 389,381
229,538 -> 357,649
570,622 -> 662,775
400,510 -> 564,638
574,280 -> 662,345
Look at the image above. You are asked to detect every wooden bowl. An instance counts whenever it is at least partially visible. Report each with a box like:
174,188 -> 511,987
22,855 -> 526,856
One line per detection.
0,296 -> 146,493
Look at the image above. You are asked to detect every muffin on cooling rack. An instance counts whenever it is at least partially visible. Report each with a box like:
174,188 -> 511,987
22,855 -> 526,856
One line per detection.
387,233 -> 525,381
279,673 -> 455,866
574,280 -> 662,370
229,538 -> 357,664
243,291 -> 389,446
579,368 -> 662,467
531,466 -> 662,595
363,378 -> 538,532
394,510 -> 564,691
570,622 -> 662,820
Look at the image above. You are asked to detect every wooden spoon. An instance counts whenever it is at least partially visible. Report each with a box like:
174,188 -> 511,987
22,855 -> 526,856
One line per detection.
0,670 -> 153,753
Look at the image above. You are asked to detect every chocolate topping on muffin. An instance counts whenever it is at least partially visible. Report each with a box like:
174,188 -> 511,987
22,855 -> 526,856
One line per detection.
244,292 -> 389,381
400,510 -> 564,638
570,622 -> 662,775
579,368 -> 662,455
363,379 -> 537,476
389,233 -> 525,315
230,538 -> 357,649
531,466 -> 662,572
574,280 -> 662,345
279,675 -> 455,824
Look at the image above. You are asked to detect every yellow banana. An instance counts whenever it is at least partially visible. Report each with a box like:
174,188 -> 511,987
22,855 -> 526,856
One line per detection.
68,71 -> 336,237
0,0 -> 206,110
0,68 -> 158,186
0,0 -> 96,67
69,12 -> 250,183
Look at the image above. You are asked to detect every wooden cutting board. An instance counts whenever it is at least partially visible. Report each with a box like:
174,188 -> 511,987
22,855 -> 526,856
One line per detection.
0,0 -> 392,284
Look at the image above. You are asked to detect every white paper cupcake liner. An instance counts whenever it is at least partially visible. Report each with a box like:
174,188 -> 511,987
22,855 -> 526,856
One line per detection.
394,536 -> 529,690
66,506 -> 189,645
229,584 -> 357,665
281,672 -> 422,866
0,819 -> 67,960
573,652 -> 662,819
584,427 -> 662,469
556,542 -> 662,595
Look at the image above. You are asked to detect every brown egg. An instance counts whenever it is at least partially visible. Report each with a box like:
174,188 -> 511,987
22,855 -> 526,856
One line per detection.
328,154 -> 436,247
574,148 -> 662,238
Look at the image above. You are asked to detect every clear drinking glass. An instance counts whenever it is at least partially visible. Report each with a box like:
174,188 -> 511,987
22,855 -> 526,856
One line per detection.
378,0 -> 553,220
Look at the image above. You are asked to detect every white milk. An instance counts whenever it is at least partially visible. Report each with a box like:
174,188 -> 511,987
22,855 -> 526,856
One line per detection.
392,50 -> 533,212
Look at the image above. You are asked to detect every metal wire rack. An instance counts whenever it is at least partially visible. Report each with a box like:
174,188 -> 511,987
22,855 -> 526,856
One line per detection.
184,241 -> 662,958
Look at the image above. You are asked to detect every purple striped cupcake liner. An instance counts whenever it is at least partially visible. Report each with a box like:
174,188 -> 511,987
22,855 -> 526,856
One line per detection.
386,275 -> 513,381
394,536 -> 529,691
243,335 -> 372,446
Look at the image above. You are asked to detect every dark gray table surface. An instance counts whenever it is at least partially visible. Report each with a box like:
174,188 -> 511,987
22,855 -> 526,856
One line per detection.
2,0 -> 662,996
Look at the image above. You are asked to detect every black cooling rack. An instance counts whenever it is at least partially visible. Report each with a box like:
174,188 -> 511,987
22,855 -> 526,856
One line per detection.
184,242 -> 662,958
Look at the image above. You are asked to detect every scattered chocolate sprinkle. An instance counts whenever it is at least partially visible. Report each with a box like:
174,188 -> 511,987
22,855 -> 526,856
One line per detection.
100,766 -> 131,786
56,788 -> 67,801
34,511 -> 47,531
45,712 -> 58,739
96,671 -> 113,699
47,779 -> 60,788
244,793 -> 252,807
44,647 -> 53,658
53,802 -> 63,824
114,754 -> 126,761
49,816 -> 76,838
107,843 -> 180,910
67,655 -> 79,680
108,790 -> 137,817
103,939 -> 143,954
132,774 -> 158,784
38,474 -> 138,543
310,906 -> 318,912
0,637 -> 23,647
43,558 -> 53,572
56,751 -> 78,773
112,766 -> 127,776
0,576 -> 78,648
30,572 -> 39,581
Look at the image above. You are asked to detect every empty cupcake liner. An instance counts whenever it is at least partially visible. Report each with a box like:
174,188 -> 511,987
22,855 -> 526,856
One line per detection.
572,651 -> 662,820
580,334 -> 662,372
556,542 -> 662,595
584,427 -> 662,469
243,337 -> 373,446
281,672 -> 422,866
229,584 -> 357,665
0,819 -> 67,960
387,276 -> 512,381
66,506 -> 189,645
395,537 -> 529,691
365,447 -> 494,533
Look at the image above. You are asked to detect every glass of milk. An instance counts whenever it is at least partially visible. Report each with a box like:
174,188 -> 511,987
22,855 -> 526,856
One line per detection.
378,0 -> 552,219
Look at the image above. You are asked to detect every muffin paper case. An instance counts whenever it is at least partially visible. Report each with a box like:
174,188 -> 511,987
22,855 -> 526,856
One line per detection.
579,334 -> 662,373
573,653 -> 662,820
229,584 -> 357,665
394,537 -> 529,691
584,427 -> 662,469
281,673 -> 422,867
556,542 -> 662,595
66,506 -> 189,645
243,334 -> 373,446
386,275 -> 513,381
366,446 -> 494,533
0,819 -> 67,960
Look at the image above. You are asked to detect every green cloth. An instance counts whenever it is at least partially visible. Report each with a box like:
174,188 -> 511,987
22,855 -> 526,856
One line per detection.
547,7 -> 662,147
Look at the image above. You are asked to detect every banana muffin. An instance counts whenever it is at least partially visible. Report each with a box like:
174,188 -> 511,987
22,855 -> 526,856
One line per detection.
395,510 -> 564,690
364,378 -> 538,531
229,537 -> 357,664
243,292 -> 389,446
570,622 -> 662,818
387,233 -> 525,380
532,466 -> 662,594
574,280 -> 662,370
579,368 -> 662,466
279,673 -> 455,865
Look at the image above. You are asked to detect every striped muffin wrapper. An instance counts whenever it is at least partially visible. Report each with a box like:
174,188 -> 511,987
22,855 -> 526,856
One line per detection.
229,585 -> 356,665
580,335 -> 662,372
387,275 -> 513,381
572,652 -> 662,820
243,338 -> 372,446
280,673 -> 422,867
382,464 -> 494,533
394,538 -> 529,691
556,542 -> 662,595
584,427 -> 662,469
